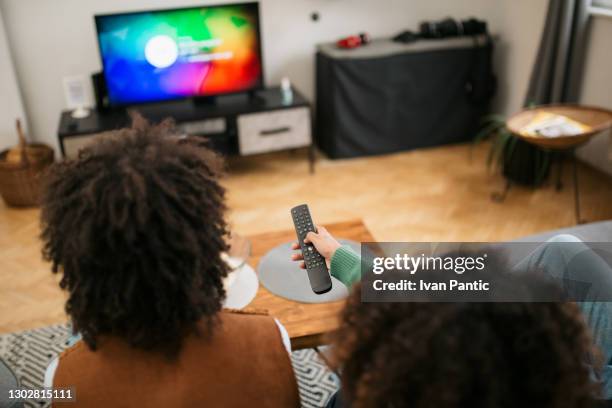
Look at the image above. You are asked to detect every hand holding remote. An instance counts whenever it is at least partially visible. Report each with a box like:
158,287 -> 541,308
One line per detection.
291,226 -> 341,269
290,205 -> 333,294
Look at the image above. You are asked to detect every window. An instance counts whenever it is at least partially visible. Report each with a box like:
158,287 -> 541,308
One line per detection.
590,0 -> 612,17
592,0 -> 612,8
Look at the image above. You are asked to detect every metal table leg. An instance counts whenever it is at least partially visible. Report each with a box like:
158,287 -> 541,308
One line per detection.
491,179 -> 512,203
555,151 -> 564,191
308,141 -> 316,174
572,152 -> 585,224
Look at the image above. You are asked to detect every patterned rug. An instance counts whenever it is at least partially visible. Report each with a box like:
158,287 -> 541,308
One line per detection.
0,324 -> 339,408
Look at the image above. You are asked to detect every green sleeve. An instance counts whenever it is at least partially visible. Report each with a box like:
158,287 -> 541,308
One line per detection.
330,246 -> 362,288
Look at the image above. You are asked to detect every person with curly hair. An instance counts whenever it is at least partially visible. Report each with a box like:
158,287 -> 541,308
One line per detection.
330,280 -> 599,408
41,116 -> 299,407
292,228 -> 612,406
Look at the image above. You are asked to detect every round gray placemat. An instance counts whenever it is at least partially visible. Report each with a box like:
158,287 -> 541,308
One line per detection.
258,239 -> 360,303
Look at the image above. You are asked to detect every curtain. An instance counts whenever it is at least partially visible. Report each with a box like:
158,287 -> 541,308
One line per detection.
524,0 -> 591,105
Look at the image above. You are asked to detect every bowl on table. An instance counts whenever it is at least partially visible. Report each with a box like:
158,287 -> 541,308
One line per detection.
506,104 -> 612,150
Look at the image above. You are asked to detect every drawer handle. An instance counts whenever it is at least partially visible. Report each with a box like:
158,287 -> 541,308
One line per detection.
260,126 -> 291,136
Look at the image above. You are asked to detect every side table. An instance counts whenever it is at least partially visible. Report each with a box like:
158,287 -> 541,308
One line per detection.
506,104 -> 612,224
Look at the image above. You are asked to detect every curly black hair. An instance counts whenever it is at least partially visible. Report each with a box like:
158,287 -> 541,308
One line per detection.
40,115 -> 229,357
331,270 -> 600,407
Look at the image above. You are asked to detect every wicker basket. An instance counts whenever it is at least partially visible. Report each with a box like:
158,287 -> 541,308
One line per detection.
0,141 -> 54,207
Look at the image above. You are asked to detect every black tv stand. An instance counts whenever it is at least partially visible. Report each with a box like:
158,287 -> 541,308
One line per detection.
193,95 -> 219,106
247,89 -> 266,104
192,90 -> 264,107
57,86 -> 315,172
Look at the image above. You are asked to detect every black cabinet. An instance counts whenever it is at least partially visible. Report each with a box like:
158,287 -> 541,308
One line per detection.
315,36 -> 496,158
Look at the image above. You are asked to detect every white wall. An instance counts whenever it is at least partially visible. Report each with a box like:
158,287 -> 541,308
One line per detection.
577,15 -> 612,175
0,0 -> 548,153
489,0 -> 548,115
0,4 -> 25,151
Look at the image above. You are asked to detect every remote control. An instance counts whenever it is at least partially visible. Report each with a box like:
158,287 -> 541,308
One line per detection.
291,204 -> 332,294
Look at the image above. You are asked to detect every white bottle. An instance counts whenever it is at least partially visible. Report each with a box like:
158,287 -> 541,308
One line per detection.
281,77 -> 293,105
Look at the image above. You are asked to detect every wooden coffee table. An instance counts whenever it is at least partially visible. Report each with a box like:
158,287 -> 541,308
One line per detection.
243,220 -> 373,350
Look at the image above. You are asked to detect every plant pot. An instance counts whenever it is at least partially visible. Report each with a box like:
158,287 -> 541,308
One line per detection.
502,138 -> 551,187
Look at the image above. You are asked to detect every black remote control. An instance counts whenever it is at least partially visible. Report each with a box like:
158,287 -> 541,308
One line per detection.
291,204 -> 332,294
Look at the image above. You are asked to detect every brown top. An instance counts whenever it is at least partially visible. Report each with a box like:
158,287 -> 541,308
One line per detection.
53,312 -> 300,407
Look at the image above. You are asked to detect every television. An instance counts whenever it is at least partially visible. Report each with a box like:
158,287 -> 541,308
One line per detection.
95,2 -> 263,106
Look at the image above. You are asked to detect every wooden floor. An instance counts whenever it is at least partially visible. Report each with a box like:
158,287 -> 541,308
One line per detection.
1,142 -> 612,334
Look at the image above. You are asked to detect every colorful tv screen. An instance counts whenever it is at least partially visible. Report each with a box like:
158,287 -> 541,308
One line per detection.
95,3 -> 263,106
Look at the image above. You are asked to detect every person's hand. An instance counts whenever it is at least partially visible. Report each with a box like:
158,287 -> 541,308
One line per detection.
291,226 -> 342,269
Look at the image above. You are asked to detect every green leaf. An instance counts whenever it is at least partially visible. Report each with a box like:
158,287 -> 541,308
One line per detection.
496,131 -> 512,168
489,129 -> 517,170
486,136 -> 498,168
487,130 -> 508,169
472,121 -> 506,162
504,134 -> 518,164
479,113 -> 506,125
473,121 -> 505,144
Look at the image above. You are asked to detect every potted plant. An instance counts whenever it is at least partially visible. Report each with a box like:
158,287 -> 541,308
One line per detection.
474,113 -> 551,187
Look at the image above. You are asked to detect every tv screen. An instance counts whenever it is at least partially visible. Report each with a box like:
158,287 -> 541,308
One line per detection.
95,2 -> 263,106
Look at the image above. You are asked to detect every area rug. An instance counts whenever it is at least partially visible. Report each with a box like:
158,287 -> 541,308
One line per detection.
0,324 -> 339,408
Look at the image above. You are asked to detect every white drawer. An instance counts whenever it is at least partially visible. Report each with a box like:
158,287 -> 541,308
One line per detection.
237,107 -> 311,155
